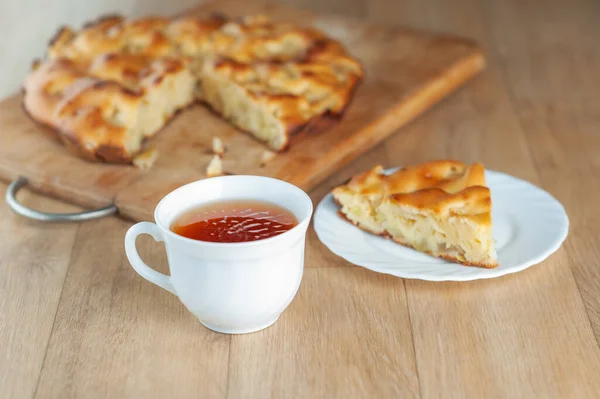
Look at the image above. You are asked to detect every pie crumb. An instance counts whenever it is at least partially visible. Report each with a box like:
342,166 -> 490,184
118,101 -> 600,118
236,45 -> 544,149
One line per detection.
260,150 -> 276,166
206,154 -> 223,177
212,136 -> 225,156
133,146 -> 158,170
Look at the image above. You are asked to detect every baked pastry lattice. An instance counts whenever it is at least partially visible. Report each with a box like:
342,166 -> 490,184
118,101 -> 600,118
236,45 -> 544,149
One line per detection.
22,13 -> 363,163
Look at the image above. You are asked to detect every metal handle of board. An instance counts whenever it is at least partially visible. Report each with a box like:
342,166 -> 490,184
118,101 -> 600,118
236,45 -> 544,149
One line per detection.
5,177 -> 117,222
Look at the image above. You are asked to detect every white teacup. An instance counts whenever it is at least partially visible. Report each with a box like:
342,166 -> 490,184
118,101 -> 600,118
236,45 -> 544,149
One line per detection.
124,175 -> 313,334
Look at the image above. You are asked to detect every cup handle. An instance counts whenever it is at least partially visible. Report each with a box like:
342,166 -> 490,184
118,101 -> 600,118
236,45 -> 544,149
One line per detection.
125,222 -> 176,295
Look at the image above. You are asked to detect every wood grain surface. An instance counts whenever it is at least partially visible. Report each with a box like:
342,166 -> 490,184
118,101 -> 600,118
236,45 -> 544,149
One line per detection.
2,0 -> 600,398
0,0 -> 484,221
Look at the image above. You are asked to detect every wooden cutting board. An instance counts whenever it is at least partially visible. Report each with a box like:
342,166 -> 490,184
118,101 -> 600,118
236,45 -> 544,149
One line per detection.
0,0 -> 484,222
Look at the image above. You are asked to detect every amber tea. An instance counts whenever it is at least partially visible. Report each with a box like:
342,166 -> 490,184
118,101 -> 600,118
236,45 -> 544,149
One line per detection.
171,199 -> 298,243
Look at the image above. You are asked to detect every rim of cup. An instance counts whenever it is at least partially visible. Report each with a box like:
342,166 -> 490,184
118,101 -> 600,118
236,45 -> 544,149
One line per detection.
153,175 -> 314,248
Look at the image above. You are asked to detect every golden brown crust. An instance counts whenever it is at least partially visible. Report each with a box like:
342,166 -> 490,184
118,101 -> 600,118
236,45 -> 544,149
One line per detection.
24,41 -> 197,162
22,57 -> 150,162
337,160 -> 491,222
23,12 -> 362,163
436,253 -> 497,269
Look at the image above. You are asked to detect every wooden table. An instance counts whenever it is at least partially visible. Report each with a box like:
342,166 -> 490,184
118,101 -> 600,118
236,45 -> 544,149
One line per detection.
2,0 -> 600,397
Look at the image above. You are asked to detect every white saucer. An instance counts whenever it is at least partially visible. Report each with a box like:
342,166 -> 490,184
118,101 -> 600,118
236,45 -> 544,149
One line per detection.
314,169 -> 569,281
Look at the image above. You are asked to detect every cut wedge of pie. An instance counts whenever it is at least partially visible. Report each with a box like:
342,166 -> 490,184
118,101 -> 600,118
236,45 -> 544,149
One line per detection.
332,160 -> 498,268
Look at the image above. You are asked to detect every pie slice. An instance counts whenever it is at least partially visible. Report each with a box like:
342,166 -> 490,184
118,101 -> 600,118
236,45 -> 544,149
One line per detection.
332,160 -> 498,268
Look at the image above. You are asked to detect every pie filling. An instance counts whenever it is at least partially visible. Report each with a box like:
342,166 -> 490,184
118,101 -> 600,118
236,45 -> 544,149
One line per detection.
198,69 -> 288,151
378,202 -> 496,265
334,190 -> 385,235
336,194 -> 497,267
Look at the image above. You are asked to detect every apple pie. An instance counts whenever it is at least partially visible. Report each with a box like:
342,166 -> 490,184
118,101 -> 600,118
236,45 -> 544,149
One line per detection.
21,13 -> 363,164
332,160 -> 498,268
